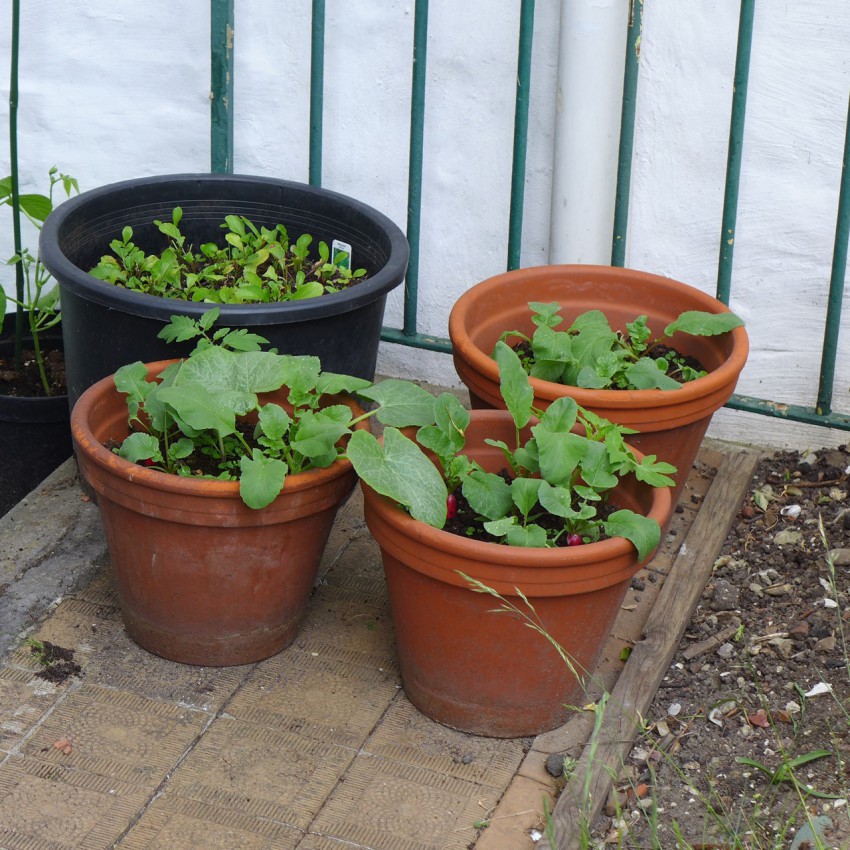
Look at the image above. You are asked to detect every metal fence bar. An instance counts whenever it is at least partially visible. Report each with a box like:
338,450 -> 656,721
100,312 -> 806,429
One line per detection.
210,0 -> 235,174
716,0 -> 755,305
309,0 -> 326,186
611,0 -> 643,267
8,0 -> 24,366
726,394 -> 850,431
507,0 -> 536,271
816,93 -> 850,416
400,0 -> 429,337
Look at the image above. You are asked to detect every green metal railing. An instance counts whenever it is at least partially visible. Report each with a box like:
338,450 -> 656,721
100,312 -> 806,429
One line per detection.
208,1 -> 850,431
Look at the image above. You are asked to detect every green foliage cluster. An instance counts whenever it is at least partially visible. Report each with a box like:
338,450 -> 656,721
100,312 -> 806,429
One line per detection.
500,301 -> 745,391
347,340 -> 676,560
0,167 -> 78,394
90,207 -> 367,304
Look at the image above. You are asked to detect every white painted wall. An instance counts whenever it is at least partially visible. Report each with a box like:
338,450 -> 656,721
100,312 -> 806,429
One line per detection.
1,0 -> 848,450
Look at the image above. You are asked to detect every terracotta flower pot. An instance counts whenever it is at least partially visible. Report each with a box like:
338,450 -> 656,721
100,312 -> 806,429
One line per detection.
448,265 -> 748,510
360,409 -> 671,737
71,360 -> 367,666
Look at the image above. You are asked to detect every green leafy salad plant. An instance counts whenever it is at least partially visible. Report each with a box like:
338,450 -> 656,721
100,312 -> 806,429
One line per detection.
89,207 -> 367,304
111,308 -> 436,510
346,341 -> 677,561
500,301 -> 745,391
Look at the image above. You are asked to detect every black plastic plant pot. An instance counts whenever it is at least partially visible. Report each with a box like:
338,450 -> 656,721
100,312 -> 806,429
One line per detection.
0,317 -> 71,517
39,174 -> 410,408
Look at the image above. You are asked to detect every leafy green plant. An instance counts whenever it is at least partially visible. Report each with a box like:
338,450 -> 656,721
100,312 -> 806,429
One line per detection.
499,301 -> 745,391
112,308 -> 434,510
0,167 -> 79,394
89,207 -> 367,304
348,340 -> 676,559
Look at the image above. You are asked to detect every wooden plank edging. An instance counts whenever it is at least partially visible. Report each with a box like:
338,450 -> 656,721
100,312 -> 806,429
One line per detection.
539,448 -> 761,849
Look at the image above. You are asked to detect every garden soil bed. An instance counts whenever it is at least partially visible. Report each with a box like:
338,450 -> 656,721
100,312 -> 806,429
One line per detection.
577,444 -> 850,850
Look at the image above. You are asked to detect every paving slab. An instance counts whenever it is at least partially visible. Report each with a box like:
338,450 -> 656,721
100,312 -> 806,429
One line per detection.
0,444 -> 750,849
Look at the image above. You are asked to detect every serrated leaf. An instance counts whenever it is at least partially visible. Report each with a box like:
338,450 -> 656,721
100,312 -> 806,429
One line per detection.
603,509 -> 660,561
493,340 -> 534,429
664,310 -> 744,338
157,314 -> 200,344
462,471 -> 514,520
346,428 -> 447,527
315,372 -> 372,397
239,449 -> 288,509
290,408 -> 351,459
219,328 -> 269,351
529,301 -> 563,329
632,454 -> 677,488
359,379 -> 437,427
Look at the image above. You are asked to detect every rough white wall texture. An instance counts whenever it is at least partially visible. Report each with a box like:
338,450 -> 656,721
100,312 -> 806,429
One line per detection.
1,0 -> 848,450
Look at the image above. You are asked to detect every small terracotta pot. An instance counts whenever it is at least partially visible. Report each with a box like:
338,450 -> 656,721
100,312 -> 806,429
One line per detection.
448,265 -> 748,510
361,409 -> 671,737
71,360 -> 366,666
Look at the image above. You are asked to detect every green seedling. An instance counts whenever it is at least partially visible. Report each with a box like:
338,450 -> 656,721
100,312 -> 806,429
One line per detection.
348,340 -> 676,559
499,301 -> 745,391
736,751 -> 839,799
113,308 -> 435,510
89,207 -> 367,304
1,167 -> 79,394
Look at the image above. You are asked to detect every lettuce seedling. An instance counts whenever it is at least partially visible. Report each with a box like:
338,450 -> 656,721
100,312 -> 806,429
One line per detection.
500,301 -> 744,391
90,207 -> 367,304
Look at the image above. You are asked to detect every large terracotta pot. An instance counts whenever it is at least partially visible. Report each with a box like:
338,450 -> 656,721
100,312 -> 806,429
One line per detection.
448,265 -> 748,510
71,360 -> 367,666
361,409 -> 671,737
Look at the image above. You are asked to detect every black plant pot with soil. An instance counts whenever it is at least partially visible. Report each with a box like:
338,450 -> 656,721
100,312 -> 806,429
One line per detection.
38,173 -> 410,409
0,314 -> 71,516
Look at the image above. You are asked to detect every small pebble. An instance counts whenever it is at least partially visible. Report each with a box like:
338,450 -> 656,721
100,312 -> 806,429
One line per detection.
545,752 -> 566,777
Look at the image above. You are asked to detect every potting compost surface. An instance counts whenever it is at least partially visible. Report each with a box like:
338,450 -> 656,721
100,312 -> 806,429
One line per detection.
0,442 -> 759,849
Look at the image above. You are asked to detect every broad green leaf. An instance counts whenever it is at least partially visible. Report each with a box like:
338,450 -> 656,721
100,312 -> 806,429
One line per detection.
117,432 -> 162,464
219,328 -> 269,351
462,471 -> 514,520
17,193 -> 51,221
578,440 -> 619,491
257,403 -> 292,443
158,383 -> 236,439
532,424 -> 586,487
483,516 -> 517,538
664,310 -> 744,338
278,355 -> 322,406
292,280 -> 325,300
174,345 -> 237,390
506,523 -> 548,548
531,324 -> 572,363
576,366 -> 612,389
234,351 -> 290,393
512,440 -> 539,473
417,424 -> 463,464
359,379 -> 437,427
167,437 -> 194,462
433,392 -> 470,438
494,340 -> 534,429
315,372 -> 372,397
603,509 -> 660,561
346,428 -> 447,527
539,396 -> 578,434
113,362 -> 154,413
529,301 -> 563,329
529,360 -> 567,383
624,358 -> 682,390
511,477 -> 542,518
568,310 -> 619,372
290,408 -> 351,459
537,481 -> 578,519
239,449 -> 288,509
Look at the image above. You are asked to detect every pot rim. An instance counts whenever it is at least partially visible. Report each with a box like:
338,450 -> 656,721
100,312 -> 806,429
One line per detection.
361,408 -> 672,567
71,358 -> 365,502
39,172 -> 410,323
448,264 -> 749,411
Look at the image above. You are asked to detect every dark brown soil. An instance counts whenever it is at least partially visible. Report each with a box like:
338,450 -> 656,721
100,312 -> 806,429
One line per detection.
589,445 -> 850,849
29,640 -> 81,683
0,347 -> 66,397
